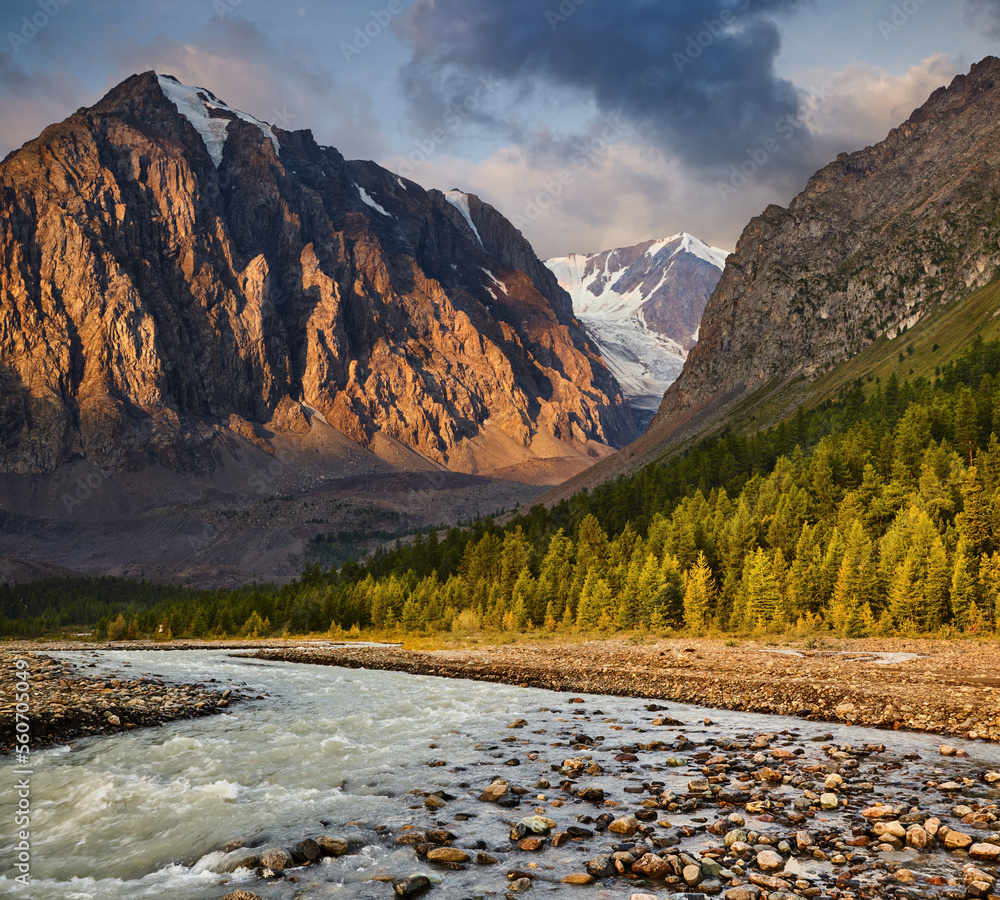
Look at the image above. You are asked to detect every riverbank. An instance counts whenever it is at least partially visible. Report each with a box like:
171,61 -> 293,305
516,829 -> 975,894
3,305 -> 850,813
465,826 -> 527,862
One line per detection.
241,636 -> 1000,745
2,643 -> 998,899
0,651 -> 244,753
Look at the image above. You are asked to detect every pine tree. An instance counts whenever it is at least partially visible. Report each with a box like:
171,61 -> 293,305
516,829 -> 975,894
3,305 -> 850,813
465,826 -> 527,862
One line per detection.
108,613 -> 127,641
683,551 -> 715,632
828,521 -> 874,632
954,385 -> 980,465
888,554 -> 919,630
401,594 -> 424,632
738,547 -> 782,630
978,551 -> 1000,631
957,467 -> 993,557
499,528 -> 530,604
788,523 -> 825,616
950,537 -> 980,632
576,571 -> 612,631
654,553 -> 685,628
535,529 -> 573,624
924,537 -> 953,631
510,570 -> 536,631
843,598 -> 874,637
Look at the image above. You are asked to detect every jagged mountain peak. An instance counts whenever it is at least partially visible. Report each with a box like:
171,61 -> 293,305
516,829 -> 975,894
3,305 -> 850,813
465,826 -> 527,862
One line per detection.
0,71 -> 637,486
154,73 -> 280,166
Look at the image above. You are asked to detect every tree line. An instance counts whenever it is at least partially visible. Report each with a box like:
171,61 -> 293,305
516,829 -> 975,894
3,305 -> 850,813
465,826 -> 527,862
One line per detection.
4,336 -> 1000,640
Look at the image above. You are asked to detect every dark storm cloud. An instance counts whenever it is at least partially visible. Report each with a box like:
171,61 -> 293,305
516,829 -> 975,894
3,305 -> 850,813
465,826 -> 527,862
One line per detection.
964,0 -> 1000,37
399,0 -> 814,173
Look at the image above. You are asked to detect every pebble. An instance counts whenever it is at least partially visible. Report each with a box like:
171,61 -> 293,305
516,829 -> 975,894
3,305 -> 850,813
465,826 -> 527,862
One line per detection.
943,830 -> 974,850
756,850 -> 784,872
970,843 -> 1000,862
259,849 -> 293,872
393,874 -> 432,897
608,815 -> 639,835
317,836 -> 349,856
426,847 -> 470,864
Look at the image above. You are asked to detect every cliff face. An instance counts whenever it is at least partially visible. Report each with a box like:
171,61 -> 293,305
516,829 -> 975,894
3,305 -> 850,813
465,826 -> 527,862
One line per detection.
655,56 -> 1000,426
0,72 -> 635,478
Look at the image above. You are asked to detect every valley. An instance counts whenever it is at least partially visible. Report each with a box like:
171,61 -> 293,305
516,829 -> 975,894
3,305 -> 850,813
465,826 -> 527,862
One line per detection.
2,12 -> 1000,899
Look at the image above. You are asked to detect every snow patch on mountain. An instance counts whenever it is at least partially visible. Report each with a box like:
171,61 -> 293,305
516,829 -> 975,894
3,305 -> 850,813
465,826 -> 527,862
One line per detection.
445,190 -> 483,246
482,268 -> 507,295
357,185 -> 394,217
157,74 -> 279,167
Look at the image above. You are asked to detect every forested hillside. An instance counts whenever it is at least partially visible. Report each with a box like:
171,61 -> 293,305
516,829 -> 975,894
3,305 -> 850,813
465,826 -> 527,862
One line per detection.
6,334 -> 1000,640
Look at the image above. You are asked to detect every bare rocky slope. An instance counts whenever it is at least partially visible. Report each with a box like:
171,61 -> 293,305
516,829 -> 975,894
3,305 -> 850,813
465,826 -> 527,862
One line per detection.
0,72 -> 635,486
540,56 -> 1000,504
655,55 -> 1000,430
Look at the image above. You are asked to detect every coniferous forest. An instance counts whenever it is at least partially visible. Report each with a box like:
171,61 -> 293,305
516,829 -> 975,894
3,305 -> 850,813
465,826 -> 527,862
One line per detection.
5,337 -> 1000,641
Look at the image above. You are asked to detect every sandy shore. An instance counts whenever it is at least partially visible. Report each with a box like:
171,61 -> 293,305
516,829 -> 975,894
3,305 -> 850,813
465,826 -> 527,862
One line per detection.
242,636 -> 1000,745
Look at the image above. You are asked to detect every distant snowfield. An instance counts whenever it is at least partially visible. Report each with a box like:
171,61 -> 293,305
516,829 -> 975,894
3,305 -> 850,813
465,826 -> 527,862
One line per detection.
546,233 -> 728,422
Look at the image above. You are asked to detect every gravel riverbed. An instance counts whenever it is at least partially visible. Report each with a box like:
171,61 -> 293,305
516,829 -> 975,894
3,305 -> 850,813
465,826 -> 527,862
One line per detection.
0,650 -> 244,753
242,637 -> 1000,744
1,638 -> 998,899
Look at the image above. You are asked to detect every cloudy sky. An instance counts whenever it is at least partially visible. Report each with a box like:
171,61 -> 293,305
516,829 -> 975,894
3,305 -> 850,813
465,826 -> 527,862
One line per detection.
1,0 -> 996,258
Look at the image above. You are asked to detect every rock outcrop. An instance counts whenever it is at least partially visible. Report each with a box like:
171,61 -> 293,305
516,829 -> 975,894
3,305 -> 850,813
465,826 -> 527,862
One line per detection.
0,72 -> 636,480
655,56 -> 1000,429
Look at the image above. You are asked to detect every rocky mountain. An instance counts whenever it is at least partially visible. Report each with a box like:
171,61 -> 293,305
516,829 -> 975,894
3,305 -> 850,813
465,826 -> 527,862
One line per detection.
0,72 -> 637,489
546,234 -> 727,425
540,55 -> 1000,505
655,56 -> 1000,432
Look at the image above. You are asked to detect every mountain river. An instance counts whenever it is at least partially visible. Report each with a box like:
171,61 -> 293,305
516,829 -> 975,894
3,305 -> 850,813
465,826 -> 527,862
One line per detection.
1,649 -> 998,899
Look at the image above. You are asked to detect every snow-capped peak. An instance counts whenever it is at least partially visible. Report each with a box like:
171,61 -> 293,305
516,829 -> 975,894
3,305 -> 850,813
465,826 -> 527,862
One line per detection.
157,74 -> 280,167
545,234 -> 728,426
444,190 -> 483,247
677,232 -> 730,270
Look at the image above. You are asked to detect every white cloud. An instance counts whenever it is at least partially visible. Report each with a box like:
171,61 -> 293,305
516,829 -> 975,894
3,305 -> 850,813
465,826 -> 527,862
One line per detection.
796,55 -> 961,155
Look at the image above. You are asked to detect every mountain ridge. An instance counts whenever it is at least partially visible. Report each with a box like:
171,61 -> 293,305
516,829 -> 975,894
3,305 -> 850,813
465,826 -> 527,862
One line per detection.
0,71 -> 637,487
655,55 -> 1000,430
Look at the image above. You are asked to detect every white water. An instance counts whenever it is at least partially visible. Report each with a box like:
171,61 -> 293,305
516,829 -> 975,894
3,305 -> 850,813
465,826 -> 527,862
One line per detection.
2,650 -> 998,899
